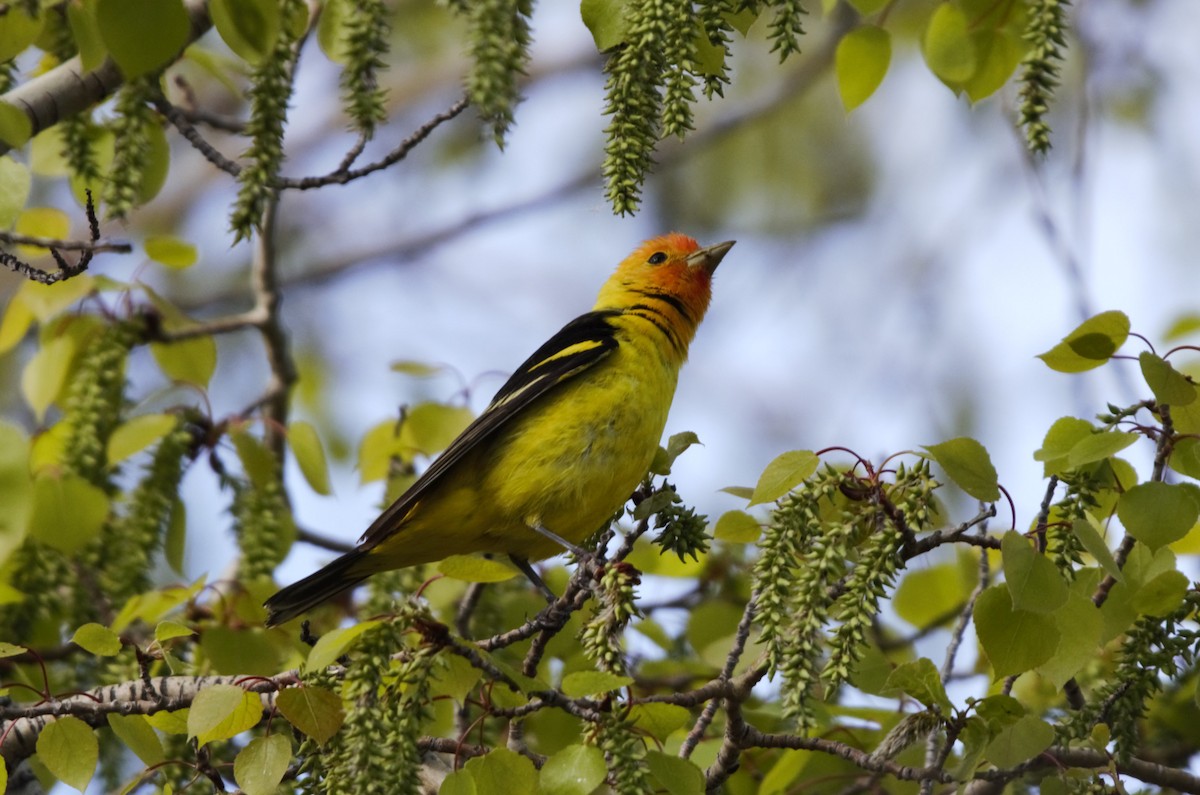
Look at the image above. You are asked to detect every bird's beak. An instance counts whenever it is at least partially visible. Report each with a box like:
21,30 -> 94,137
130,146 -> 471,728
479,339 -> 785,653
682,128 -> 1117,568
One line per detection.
687,240 -> 735,275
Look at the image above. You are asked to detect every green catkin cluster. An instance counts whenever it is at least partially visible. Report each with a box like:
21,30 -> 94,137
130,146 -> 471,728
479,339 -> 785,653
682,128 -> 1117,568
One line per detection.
1045,468 -> 1102,580
1069,591 -> 1200,762
320,618 -> 435,795
697,0 -> 734,98
98,421 -> 193,606
230,0 -> 306,240
340,0 -> 391,137
647,483 -> 709,562
232,473 -> 295,583
46,9 -> 104,190
1018,0 -> 1071,154
64,315 -> 140,490
766,0 -> 808,62
580,563 -> 641,674
585,711 -> 653,795
660,0 -> 699,139
460,0 -> 533,146
105,76 -> 157,218
822,510 -> 902,692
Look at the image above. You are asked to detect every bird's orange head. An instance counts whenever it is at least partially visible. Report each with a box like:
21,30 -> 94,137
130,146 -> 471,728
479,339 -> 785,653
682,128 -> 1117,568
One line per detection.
594,234 -> 735,330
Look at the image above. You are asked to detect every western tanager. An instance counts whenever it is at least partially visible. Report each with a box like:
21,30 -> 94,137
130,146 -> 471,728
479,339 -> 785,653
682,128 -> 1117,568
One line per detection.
264,233 -> 734,626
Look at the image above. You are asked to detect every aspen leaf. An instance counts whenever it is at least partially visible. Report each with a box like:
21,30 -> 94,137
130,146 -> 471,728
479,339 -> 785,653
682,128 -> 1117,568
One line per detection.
107,414 -> 177,464
1139,351 -> 1196,406
1001,531 -> 1068,614
985,714 -> 1053,768
713,509 -> 761,542
234,735 -> 291,795
465,748 -> 538,795
188,684 -> 262,746
561,670 -> 632,697
581,0 -> 629,51
145,235 -> 198,270
973,585 -> 1059,679
923,437 -> 999,501
1118,481 -> 1199,550
209,0 -> 280,64
21,335 -> 75,420
0,6 -> 42,62
645,751 -> 705,795
0,102 -> 32,149
305,619 -> 381,670
96,0 -> 190,79
28,474 -> 109,554
629,702 -> 691,739
107,714 -> 164,766
963,30 -> 1020,102
540,744 -> 606,795
1038,310 -> 1129,372
0,156 -> 32,229
36,716 -> 97,792
288,420 -> 332,495
922,4 -> 975,84
882,658 -> 953,713
836,25 -> 890,111
748,450 -> 818,506
438,554 -> 518,583
1066,430 -> 1137,468
277,685 -> 345,745
71,623 -> 122,656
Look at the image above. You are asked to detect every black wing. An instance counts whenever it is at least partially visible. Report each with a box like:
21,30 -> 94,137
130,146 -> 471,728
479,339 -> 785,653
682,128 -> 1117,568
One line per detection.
358,310 -> 621,550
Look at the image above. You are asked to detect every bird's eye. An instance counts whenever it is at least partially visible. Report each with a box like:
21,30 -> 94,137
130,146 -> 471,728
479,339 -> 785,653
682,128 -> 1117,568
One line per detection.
647,251 -> 668,265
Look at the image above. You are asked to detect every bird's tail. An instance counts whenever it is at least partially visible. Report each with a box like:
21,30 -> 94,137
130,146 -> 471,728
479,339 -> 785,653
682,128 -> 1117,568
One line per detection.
264,549 -> 371,627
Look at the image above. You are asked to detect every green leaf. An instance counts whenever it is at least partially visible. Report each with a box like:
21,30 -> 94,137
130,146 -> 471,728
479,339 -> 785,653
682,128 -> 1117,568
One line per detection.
560,670 -> 632,697
1001,531 -> 1068,614
1037,310 -> 1130,372
201,627 -> 278,676
188,684 -> 262,746
1132,569 -> 1188,617
155,619 -> 194,643
1071,519 -> 1121,580
1036,591 -> 1103,688
984,714 -> 1053,768
209,0 -> 280,64
963,30 -> 1021,102
144,235 -> 198,270
651,430 -> 701,475
289,420 -> 332,495
67,0 -> 107,72
0,156 -> 32,229
389,359 -> 444,377
399,402 -> 474,457
0,5 -> 42,61
1118,481 -> 1199,550
953,716 -> 990,780
234,734 -> 291,795
836,25 -> 891,111
1066,430 -> 1138,469
150,336 -> 217,387
165,496 -> 187,573
759,749 -> 809,795
231,428 -> 278,489
893,563 -> 972,629
106,714 -> 165,766
36,715 -> 97,792
432,653 -> 483,706
305,619 -> 382,670
713,509 -> 761,542
645,751 -> 704,795
28,474 -> 109,555
973,585 -> 1059,679
438,554 -> 518,583
440,770 -> 477,795
276,685 -> 345,745
0,102 -> 32,149
21,334 -> 76,421
465,748 -> 538,794
1033,417 -> 1094,475
629,702 -> 691,740
95,0 -> 190,79
922,3 -> 975,84
539,744 -> 606,795
107,414 -> 177,465
1139,352 -> 1197,406
145,708 -> 189,735
882,658 -> 953,713
748,450 -> 818,506
71,623 -> 122,656
581,0 -> 629,51
922,437 -> 999,501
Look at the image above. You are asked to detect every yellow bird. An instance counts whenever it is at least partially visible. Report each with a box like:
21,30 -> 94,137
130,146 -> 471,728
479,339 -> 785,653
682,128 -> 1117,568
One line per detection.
264,234 -> 734,626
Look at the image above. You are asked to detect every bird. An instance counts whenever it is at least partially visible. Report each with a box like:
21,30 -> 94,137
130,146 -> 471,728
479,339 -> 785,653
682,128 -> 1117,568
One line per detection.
264,233 -> 734,626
